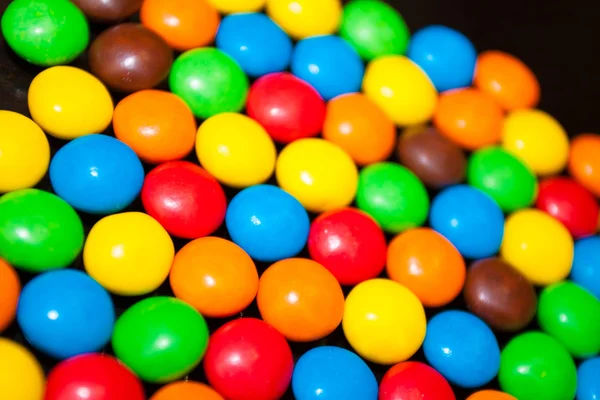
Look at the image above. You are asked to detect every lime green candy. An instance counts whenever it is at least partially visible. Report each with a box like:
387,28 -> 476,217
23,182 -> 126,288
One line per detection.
356,162 -> 429,233
0,189 -> 84,272
169,47 -> 249,119
499,331 -> 577,400
538,281 -> 600,358
467,146 -> 537,212
340,0 -> 410,60
1,0 -> 89,66
112,296 -> 210,383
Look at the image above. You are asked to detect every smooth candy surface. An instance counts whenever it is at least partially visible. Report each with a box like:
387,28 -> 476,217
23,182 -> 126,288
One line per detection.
266,0 -> 341,39
577,357 -> 600,400
0,260 -> 19,333
571,236 -> 600,298
568,133 -> 600,197
378,361 -> 456,400
72,0 -> 142,22
0,339 -> 45,400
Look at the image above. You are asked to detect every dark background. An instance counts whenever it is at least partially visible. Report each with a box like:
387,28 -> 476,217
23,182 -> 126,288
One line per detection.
0,0 -> 596,399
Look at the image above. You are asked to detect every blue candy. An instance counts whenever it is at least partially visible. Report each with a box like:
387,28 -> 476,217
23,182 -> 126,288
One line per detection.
577,357 -> 600,400
571,236 -> 600,299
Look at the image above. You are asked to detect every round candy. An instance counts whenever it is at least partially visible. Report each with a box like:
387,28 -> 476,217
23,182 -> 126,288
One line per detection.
434,88 -> 504,150
140,0 -> 220,51
538,281 -> 600,358
28,66 -> 113,140
170,236 -> 258,318
225,184 -> 309,262
216,13 -> 292,77
1,0 -> 89,66
84,212 -> 174,296
407,25 -> 476,92
501,209 -> 574,285
0,189 -> 84,272
308,208 -> 387,285
258,258 -> 344,341
571,236 -> 600,298
378,361 -> 456,400
17,270 -> 114,360
72,0 -> 142,22
464,258 -> 537,332
0,111 -> 50,193
292,346 -> 378,400
169,48 -> 249,119
577,357 -> 600,400
112,296 -> 209,383
568,133 -> 600,196
196,113 -> 277,188
356,162 -> 429,233
467,146 -> 537,212
340,0 -> 410,60
430,185 -> 504,259
323,93 -> 395,165
387,228 -> 466,307
89,23 -> 173,93
343,278 -> 426,364
113,90 -> 196,164
204,318 -> 294,400
50,134 -> 145,215
246,73 -> 326,144
151,381 -> 224,400
276,138 -> 358,213
362,55 -> 437,126
266,0 -> 341,39
45,354 -> 145,400
536,177 -> 599,238
291,35 -> 364,100
466,391 -> 516,400
0,338 -> 45,400
499,331 -> 577,400
208,0 -> 265,13
424,310 -> 500,388
141,161 -> 227,239
502,109 -> 569,175
0,260 -> 19,332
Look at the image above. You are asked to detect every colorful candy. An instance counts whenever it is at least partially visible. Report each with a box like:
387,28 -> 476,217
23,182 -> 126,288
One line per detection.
72,0 -> 142,22
466,391 -> 517,400
0,338 -> 45,400
266,0 -> 342,39
0,260 -> 19,333
151,381 -> 224,400
571,236 -> 600,298
378,361 -> 456,400
568,133 -> 600,196
577,357 -> 600,400
209,0 -> 265,13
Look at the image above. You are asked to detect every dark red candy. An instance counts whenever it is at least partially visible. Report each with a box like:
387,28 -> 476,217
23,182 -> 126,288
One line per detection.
71,0 -> 142,22
379,361 -> 456,400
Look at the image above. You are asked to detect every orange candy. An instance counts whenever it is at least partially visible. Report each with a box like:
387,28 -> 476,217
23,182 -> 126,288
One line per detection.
474,50 -> 540,111
257,258 -> 345,342
170,237 -> 259,318
434,88 -> 504,150
466,390 -> 517,400
386,228 -> 466,308
0,259 -> 20,332
113,90 -> 197,164
568,133 -> 600,197
140,0 -> 220,51
323,93 -> 396,165
150,381 -> 224,400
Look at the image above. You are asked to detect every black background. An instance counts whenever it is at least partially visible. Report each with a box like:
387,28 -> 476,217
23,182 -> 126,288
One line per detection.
0,0 -> 596,399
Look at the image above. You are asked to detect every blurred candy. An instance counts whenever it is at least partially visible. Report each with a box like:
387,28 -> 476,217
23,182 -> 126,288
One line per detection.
577,357 -> 600,400
378,361 -> 456,400
0,260 -> 19,332
568,133 -> 600,196
72,0 -> 142,22
266,0 -> 341,39
343,278 -> 426,364
466,391 -> 516,400
151,381 -> 224,400
571,236 -> 600,298
0,338 -> 45,400
208,0 -> 265,13
501,209 -> 574,285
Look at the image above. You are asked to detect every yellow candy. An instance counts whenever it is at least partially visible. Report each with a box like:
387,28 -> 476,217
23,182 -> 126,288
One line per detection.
276,138 -> 358,213
84,212 -> 174,296
0,111 -> 50,193
501,209 -> 574,286
208,0 -> 265,13
28,66 -> 113,140
196,113 -> 277,188
266,0 -> 341,39
502,109 -> 569,176
0,338 -> 45,400
342,278 -> 426,365
362,56 -> 438,126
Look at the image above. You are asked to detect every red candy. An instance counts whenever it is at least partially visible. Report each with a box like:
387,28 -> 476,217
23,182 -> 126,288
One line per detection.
203,318 -> 294,400
536,177 -> 599,238
379,361 -> 456,400
308,208 -> 387,285
246,72 -> 326,144
141,161 -> 227,239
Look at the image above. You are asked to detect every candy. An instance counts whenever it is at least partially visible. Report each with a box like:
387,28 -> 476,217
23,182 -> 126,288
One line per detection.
379,361 -> 456,400
577,357 -> 600,400
466,391 -> 516,400
0,260 -> 19,333
209,0 -> 265,13
266,0 -> 342,39
568,133 -> 600,196
571,236 -> 600,298
0,338 -> 45,400
151,381 -> 224,400
72,0 -> 142,22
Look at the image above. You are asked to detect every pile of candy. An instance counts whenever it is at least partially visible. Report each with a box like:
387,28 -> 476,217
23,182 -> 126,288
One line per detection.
1,0 -> 600,399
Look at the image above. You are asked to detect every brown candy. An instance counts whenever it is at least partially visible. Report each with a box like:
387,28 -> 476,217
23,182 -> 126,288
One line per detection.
88,23 -> 173,93
71,0 -> 142,23
464,258 -> 537,332
397,127 -> 466,189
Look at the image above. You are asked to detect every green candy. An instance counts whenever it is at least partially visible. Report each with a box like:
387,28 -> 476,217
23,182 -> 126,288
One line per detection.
356,162 -> 429,233
112,296 -> 209,383
0,189 -> 84,272
467,146 -> 537,212
340,0 -> 410,60
1,0 -> 89,66
538,281 -> 600,358
169,47 -> 249,119
499,331 -> 577,400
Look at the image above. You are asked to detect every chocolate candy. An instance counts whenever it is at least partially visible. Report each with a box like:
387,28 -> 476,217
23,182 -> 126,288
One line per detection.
397,127 -> 466,189
464,258 -> 537,332
71,0 -> 142,23
88,23 -> 173,93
